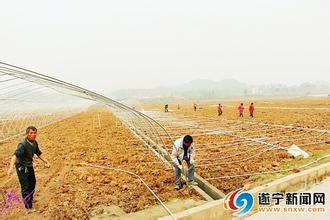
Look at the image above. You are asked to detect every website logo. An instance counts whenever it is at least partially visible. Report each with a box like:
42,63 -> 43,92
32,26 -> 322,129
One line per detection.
224,189 -> 254,217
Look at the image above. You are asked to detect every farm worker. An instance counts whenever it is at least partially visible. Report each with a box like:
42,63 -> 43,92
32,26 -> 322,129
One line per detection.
249,102 -> 255,117
193,104 -> 197,111
217,103 -> 223,116
238,103 -> 244,117
171,135 -> 198,189
7,126 -> 50,213
164,104 -> 169,112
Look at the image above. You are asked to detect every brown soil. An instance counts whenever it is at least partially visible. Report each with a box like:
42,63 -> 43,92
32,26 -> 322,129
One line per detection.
0,108 -> 203,219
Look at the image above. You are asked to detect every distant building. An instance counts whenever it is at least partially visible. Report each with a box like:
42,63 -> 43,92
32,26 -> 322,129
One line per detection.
251,87 -> 262,95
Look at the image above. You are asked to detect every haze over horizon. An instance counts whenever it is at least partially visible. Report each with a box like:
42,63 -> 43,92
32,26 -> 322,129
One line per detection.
110,78 -> 329,92
1,0 -> 329,94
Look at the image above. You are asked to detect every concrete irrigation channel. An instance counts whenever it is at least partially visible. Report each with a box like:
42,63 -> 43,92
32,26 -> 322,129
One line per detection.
110,107 -> 226,201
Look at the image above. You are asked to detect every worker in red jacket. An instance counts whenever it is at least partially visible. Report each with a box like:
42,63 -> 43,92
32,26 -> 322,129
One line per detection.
249,102 -> 255,117
238,103 -> 244,117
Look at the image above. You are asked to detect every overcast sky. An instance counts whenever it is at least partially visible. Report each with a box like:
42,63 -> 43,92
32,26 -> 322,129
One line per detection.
1,0 -> 329,94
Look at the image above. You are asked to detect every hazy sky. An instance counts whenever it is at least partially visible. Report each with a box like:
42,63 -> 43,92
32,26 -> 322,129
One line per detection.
1,0 -> 329,94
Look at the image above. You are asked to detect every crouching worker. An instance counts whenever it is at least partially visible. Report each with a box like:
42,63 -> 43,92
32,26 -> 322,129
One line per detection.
7,126 -> 50,213
171,135 -> 198,189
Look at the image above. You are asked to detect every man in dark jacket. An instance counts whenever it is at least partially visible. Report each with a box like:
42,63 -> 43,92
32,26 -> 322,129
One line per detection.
7,126 -> 50,213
